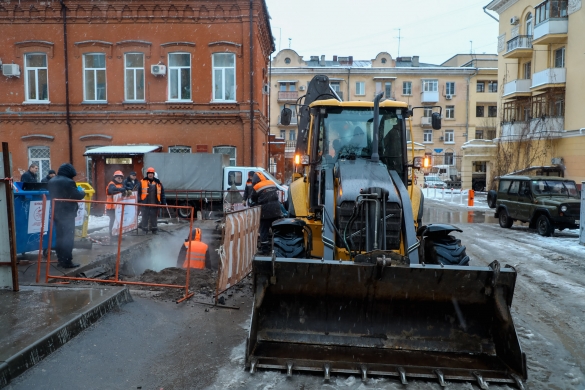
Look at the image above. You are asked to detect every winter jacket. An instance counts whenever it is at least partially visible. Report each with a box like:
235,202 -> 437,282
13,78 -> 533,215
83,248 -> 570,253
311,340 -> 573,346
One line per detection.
106,181 -> 126,210
251,172 -> 282,220
47,164 -> 85,217
21,170 -> 38,183
41,174 -> 52,183
124,177 -> 139,191
137,177 -> 166,205
242,179 -> 254,202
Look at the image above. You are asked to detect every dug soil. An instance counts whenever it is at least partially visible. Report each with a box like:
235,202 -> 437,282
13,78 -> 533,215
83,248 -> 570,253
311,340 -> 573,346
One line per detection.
129,267 -> 217,301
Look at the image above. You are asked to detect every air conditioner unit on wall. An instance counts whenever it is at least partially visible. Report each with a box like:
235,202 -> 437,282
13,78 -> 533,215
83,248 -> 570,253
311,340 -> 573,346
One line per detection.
151,64 -> 166,76
2,64 -> 20,78
551,157 -> 563,165
439,136 -> 444,141
510,16 -> 519,25
299,85 -> 306,91
445,94 -> 452,100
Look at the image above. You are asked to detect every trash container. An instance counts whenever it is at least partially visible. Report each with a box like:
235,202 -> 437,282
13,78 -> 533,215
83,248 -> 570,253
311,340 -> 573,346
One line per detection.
12,182 -> 55,254
75,182 -> 94,238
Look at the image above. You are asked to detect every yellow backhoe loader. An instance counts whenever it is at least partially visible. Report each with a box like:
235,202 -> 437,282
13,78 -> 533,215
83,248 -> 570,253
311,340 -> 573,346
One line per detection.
246,75 -> 526,389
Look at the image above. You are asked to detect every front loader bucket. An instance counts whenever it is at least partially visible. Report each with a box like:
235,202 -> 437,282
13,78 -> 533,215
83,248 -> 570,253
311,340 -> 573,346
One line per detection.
246,257 -> 526,388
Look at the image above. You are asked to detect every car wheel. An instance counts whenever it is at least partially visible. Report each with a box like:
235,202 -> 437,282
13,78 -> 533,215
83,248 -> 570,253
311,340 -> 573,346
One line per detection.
536,215 -> 553,236
498,209 -> 513,228
487,190 -> 497,209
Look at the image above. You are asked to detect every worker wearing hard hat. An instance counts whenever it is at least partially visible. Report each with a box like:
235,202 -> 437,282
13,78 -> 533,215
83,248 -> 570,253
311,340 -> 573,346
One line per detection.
106,170 -> 128,238
251,171 -> 283,255
176,228 -> 210,269
138,167 -> 166,234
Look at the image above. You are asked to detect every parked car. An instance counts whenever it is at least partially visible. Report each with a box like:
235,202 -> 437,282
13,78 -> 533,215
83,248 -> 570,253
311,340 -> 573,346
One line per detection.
491,175 -> 581,236
424,175 -> 447,188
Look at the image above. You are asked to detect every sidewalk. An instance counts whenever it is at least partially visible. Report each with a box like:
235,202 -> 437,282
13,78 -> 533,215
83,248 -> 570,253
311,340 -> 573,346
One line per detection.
0,284 -> 132,387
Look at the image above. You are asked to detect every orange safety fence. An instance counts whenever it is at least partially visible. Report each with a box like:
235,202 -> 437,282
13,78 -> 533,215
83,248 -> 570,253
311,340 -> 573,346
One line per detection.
35,196 -> 196,303
216,206 -> 261,302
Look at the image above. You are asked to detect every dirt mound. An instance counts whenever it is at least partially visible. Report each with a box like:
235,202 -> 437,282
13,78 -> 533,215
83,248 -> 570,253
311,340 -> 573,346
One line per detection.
132,267 -> 217,301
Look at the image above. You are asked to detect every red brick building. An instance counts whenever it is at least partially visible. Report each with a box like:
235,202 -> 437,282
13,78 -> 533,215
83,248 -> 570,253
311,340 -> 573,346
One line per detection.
0,0 -> 274,185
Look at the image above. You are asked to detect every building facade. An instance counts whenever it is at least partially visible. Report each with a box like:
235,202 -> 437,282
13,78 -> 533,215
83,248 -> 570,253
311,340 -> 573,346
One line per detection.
486,0 -> 585,184
269,49 -> 499,189
0,0 -> 274,188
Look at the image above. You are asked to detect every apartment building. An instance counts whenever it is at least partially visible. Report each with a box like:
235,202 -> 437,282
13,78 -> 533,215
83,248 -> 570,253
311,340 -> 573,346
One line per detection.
0,0 -> 274,197
486,0 -> 585,183
269,49 -> 498,188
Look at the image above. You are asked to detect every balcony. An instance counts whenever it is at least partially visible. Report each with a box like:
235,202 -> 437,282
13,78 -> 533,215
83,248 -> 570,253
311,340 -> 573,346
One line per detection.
285,140 -> 296,158
277,91 -> 299,101
421,116 -> 432,127
420,91 -> 439,103
503,79 -> 532,98
533,0 -> 568,44
501,117 -> 564,140
531,68 -> 566,90
278,115 -> 297,125
503,35 -> 533,58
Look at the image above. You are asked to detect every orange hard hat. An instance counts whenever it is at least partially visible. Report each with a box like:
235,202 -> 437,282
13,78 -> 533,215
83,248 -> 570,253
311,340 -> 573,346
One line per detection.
113,170 -> 123,177
146,167 -> 155,173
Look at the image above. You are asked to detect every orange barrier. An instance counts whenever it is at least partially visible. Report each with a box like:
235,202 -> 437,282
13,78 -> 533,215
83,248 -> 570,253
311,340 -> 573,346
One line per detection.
468,189 -> 475,207
36,197 -> 196,303
216,206 -> 261,301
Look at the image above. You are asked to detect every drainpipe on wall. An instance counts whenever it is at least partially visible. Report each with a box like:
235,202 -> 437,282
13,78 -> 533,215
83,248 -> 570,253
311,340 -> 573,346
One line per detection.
267,53 -> 272,169
59,0 -> 73,164
249,0 -> 255,166
347,67 -> 351,99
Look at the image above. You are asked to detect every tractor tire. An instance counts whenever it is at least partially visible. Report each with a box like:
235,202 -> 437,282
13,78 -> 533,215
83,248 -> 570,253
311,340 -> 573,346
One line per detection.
423,235 -> 470,266
273,232 -> 306,258
487,190 -> 497,209
498,209 -> 513,228
537,215 -> 554,237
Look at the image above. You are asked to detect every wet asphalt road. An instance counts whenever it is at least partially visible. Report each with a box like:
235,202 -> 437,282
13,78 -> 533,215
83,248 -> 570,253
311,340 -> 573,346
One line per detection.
7,198 -> 585,389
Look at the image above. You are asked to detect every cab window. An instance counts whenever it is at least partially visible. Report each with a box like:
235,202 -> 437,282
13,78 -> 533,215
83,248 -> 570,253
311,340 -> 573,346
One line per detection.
227,171 -> 243,186
518,181 -> 531,196
508,180 -> 520,194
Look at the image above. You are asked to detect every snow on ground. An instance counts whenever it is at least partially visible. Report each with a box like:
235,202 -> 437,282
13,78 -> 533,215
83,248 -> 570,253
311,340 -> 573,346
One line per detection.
87,215 -> 109,230
423,188 -> 491,210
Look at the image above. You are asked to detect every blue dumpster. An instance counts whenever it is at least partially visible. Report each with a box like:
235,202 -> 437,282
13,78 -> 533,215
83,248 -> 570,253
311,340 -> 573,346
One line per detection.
13,182 -> 56,254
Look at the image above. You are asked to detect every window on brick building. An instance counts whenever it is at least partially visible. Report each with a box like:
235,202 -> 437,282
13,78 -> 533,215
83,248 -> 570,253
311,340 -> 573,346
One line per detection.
444,130 -> 454,143
355,81 -> 365,96
213,146 -> 236,166
168,53 -> 191,101
446,82 -> 455,95
124,53 -> 145,101
402,81 -> 412,95
423,130 -> 433,143
28,146 -> 51,179
169,146 -> 191,153
488,106 -> 498,117
213,53 -> 236,101
83,53 -> 106,101
444,152 -> 454,165
25,53 -> 48,102
476,105 -> 485,117
445,105 -> 455,119
476,81 -> 485,93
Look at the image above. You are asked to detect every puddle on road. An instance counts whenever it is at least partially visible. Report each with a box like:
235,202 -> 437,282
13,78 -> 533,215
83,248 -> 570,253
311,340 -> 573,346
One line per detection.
423,207 -> 498,225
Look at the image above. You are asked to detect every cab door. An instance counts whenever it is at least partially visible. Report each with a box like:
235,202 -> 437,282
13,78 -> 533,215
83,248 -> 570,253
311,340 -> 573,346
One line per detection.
506,180 -> 521,220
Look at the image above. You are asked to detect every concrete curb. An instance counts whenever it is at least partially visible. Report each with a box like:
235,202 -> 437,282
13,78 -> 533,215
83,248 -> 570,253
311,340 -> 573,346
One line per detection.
0,286 -> 133,388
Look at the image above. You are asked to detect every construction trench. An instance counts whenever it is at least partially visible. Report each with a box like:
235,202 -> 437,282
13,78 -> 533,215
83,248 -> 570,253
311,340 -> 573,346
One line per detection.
3,200 -> 585,389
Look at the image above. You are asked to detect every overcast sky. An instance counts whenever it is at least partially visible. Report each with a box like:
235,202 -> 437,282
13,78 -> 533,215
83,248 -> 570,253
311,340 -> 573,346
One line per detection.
264,0 -> 499,64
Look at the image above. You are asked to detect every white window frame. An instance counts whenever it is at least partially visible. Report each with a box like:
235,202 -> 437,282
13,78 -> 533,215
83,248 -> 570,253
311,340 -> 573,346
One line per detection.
476,81 -> 485,93
124,53 -> 145,102
444,130 -> 455,144
83,53 -> 107,102
212,53 -> 236,102
554,47 -> 565,68
280,129 -> 286,139
423,107 -> 433,117
355,81 -> 365,96
423,79 -> 438,92
289,130 -> 296,141
169,146 -> 192,153
213,145 -> 237,166
488,81 -> 498,93
402,81 -> 412,95
28,146 -> 51,179
24,53 -> 49,103
445,105 -> 455,119
445,82 -> 455,95
423,130 -> 433,143
168,52 -> 191,102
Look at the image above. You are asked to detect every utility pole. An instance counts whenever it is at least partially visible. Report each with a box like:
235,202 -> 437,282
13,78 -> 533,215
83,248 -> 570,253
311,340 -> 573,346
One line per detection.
288,38 -> 291,49
394,28 -> 402,58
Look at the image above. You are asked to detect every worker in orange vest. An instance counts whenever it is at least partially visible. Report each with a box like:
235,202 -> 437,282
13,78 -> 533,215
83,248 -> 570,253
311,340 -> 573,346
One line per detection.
137,167 -> 166,234
177,228 -> 210,269
106,170 -> 127,237
251,171 -> 283,255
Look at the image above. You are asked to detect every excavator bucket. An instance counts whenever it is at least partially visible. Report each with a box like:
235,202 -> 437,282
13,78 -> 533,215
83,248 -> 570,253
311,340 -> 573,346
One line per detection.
246,257 -> 527,388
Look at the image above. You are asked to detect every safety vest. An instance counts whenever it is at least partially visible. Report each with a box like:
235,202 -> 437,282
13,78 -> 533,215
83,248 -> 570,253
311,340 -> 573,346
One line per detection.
182,240 -> 208,269
105,181 -> 123,210
140,179 -> 161,202
253,172 -> 277,192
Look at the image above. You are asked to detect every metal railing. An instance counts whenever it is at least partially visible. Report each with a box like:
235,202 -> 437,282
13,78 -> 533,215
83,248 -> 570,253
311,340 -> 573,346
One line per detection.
277,91 -> 299,101
506,35 -> 533,52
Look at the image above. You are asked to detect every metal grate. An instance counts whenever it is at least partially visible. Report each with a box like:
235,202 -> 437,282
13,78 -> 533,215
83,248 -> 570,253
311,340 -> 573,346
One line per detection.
28,146 -> 50,179
213,146 -> 236,166
169,146 -> 191,153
